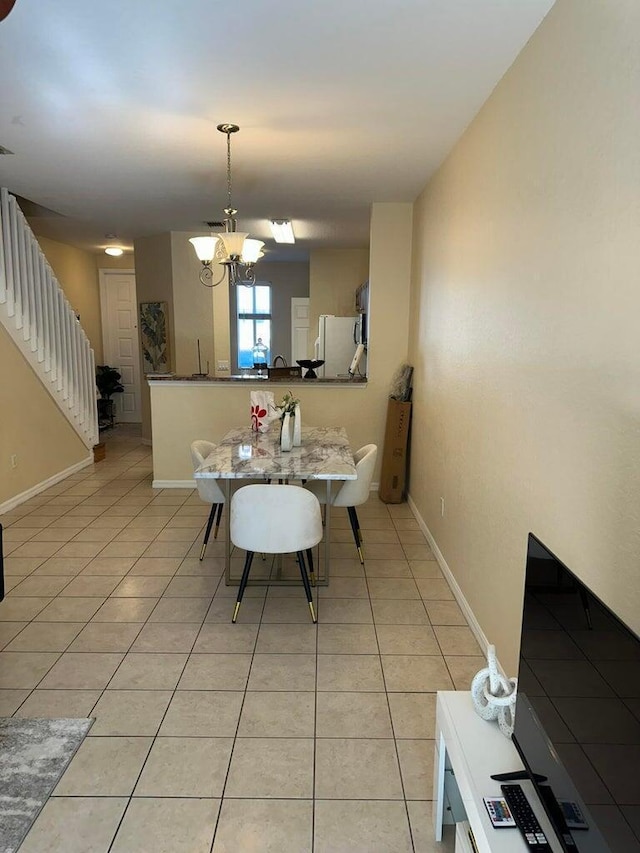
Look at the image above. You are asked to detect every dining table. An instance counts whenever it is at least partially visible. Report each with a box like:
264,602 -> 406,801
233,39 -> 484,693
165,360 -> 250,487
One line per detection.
194,425 -> 357,586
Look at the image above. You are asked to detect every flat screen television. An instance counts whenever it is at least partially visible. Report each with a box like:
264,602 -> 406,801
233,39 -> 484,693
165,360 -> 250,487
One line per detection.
512,533 -> 640,852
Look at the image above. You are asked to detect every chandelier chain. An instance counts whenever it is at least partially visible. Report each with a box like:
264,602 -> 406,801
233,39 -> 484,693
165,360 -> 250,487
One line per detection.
226,130 -> 233,213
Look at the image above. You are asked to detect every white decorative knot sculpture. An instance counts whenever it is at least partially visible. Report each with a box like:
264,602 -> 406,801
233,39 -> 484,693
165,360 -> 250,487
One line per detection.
470,644 -> 517,738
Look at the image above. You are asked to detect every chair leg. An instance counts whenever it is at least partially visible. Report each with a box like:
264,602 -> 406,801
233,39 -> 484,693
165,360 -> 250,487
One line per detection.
213,503 -> 224,539
353,507 -> 363,543
200,504 -> 217,560
233,551 -> 255,622
306,548 -> 316,587
347,506 -> 364,564
297,551 -> 317,623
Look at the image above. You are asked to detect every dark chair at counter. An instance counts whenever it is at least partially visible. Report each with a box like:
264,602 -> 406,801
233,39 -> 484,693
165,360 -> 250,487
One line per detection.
191,440 -> 226,560
304,443 -> 377,563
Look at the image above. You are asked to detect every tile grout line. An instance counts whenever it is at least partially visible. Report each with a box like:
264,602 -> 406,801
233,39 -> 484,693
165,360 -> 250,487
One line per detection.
2,430 -> 454,851
207,586 -> 267,852
363,526 -> 417,853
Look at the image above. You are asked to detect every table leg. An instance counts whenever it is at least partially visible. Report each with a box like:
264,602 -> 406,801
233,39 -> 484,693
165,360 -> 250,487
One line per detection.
224,480 -> 231,586
324,480 -> 331,584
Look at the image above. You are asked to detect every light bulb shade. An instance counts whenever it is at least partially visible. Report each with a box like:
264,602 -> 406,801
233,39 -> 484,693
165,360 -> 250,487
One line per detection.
218,231 -> 248,258
190,236 -> 219,262
241,239 -> 265,264
105,247 -> 124,257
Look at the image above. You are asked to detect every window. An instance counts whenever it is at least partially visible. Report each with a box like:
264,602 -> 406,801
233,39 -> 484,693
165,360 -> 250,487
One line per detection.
236,284 -> 272,369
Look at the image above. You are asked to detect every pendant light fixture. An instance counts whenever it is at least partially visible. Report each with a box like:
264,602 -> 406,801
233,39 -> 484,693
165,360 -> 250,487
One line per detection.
190,123 -> 264,288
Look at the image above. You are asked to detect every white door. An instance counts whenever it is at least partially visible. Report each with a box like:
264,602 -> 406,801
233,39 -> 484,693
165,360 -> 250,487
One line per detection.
291,297 -> 310,362
99,270 -> 141,423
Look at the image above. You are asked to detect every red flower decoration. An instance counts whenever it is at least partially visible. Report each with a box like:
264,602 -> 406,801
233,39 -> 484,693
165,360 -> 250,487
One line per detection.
251,404 -> 267,431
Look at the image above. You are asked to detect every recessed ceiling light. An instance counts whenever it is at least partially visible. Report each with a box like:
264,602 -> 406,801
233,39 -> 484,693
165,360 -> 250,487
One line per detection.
269,220 -> 295,244
105,247 -> 124,257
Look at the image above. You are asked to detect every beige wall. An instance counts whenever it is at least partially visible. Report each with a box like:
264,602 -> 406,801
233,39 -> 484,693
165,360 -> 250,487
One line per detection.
170,233 -> 216,376
368,202 -> 412,454
0,325 -> 90,505
133,233 -> 175,441
407,0 -> 640,673
39,236 -> 104,362
150,382 -> 370,482
97,253 -> 135,271
309,248 -> 369,355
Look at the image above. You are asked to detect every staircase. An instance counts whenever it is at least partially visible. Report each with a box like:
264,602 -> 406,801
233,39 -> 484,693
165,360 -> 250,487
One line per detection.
0,188 -> 98,448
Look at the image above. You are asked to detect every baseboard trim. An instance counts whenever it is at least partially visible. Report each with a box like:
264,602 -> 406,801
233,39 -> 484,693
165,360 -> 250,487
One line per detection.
141,438 -> 152,446
407,492 -> 491,658
152,479 -> 197,490
0,454 -> 94,515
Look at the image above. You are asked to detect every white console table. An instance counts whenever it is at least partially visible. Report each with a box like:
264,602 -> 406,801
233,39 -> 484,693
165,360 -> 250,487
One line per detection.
434,692 -> 565,853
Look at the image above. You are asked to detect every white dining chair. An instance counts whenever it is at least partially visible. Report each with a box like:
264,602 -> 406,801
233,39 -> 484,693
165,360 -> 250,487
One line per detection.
191,440 -> 226,561
304,443 -> 377,563
230,484 -> 323,623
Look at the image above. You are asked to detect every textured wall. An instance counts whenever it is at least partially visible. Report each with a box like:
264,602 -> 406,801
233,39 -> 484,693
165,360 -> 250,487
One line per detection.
408,0 -> 640,672
39,236 -> 103,362
309,248 -> 370,353
0,326 -> 89,506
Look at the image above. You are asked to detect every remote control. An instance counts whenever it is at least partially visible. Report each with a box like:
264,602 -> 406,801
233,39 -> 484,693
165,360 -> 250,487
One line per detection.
484,797 -> 516,827
501,784 -> 552,850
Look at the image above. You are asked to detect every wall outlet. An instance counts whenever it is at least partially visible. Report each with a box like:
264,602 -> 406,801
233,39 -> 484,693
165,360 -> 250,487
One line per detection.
440,497 -> 445,517
217,360 -> 230,371
10,453 -> 18,469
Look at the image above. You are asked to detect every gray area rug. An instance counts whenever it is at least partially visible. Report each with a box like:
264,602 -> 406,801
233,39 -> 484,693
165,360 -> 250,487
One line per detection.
0,717 -> 93,853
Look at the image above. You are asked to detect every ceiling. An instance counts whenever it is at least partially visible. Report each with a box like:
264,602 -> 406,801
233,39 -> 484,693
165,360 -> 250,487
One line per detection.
0,0 -> 554,261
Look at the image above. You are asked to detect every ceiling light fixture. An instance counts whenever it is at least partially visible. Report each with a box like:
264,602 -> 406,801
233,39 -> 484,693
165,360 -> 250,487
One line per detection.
269,219 -> 295,244
190,123 -> 264,288
104,247 -> 124,257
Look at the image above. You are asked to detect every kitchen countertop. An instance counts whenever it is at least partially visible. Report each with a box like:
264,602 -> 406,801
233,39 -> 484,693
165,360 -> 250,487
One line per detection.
146,374 -> 367,384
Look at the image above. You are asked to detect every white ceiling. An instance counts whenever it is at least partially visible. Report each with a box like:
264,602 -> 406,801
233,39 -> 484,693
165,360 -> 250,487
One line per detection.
0,0 -> 554,261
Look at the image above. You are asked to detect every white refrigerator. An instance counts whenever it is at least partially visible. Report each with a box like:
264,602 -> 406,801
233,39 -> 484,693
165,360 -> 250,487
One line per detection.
314,315 -> 363,378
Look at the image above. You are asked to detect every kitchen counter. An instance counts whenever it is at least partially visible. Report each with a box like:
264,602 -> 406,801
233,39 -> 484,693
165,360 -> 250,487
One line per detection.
148,374 -> 371,485
147,373 -> 367,385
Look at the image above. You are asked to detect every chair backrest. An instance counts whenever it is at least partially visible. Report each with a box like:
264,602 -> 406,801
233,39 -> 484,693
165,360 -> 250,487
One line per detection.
231,484 -> 323,554
332,443 -> 378,508
190,440 -> 225,504
191,440 -> 215,470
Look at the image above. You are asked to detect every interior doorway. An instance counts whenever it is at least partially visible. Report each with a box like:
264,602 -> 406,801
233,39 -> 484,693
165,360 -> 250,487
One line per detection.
291,297 -> 310,362
99,269 -> 141,423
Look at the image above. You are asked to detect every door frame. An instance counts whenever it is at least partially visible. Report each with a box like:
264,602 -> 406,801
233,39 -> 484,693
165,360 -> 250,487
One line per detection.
291,296 -> 310,363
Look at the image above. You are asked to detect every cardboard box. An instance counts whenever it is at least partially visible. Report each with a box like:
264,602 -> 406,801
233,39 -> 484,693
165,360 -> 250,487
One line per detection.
379,399 -> 412,503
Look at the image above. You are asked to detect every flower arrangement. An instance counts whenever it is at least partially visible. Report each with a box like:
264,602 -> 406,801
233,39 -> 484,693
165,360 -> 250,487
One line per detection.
275,390 -> 300,420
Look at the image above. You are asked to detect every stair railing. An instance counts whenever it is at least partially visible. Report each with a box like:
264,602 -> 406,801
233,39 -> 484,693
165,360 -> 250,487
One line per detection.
0,187 -> 98,447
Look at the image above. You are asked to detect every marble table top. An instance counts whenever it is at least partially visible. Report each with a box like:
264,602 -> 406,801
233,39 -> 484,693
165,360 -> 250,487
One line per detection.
194,426 -> 357,481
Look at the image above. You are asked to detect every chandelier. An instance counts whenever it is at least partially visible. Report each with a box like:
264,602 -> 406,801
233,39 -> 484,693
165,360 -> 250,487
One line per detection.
190,123 -> 264,288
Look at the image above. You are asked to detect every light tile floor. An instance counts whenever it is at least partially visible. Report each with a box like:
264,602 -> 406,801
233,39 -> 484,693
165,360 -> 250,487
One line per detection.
0,426 -> 475,852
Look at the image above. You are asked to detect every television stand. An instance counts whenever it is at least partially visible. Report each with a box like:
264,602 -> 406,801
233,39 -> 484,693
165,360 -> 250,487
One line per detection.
434,692 -> 565,852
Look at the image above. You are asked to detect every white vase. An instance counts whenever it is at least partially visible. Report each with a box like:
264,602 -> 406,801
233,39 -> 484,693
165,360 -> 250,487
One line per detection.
292,403 -> 302,446
280,412 -> 293,451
